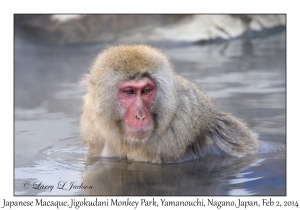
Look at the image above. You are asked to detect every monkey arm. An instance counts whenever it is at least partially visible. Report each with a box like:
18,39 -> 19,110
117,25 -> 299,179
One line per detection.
87,142 -> 105,157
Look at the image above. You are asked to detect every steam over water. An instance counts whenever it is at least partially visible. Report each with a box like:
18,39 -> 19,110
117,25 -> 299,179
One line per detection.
15,32 -> 285,195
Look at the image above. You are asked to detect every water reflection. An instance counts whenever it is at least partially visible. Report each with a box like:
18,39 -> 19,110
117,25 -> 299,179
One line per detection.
83,150 -> 285,196
83,156 -> 259,196
14,32 -> 286,195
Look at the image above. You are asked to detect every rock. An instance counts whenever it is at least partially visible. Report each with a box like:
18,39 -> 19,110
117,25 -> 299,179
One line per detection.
15,14 -> 286,44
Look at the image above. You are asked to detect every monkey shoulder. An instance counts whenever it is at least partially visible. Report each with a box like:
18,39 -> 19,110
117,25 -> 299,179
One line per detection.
173,75 -> 216,125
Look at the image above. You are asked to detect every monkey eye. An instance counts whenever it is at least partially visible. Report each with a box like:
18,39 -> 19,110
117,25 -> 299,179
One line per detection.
125,89 -> 134,95
142,89 -> 151,95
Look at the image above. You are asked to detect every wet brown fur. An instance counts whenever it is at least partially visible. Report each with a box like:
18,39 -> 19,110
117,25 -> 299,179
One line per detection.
80,45 -> 259,163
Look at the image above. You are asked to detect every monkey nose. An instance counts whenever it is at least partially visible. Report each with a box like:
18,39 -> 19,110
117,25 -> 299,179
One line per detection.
136,110 -> 146,121
136,114 -> 145,121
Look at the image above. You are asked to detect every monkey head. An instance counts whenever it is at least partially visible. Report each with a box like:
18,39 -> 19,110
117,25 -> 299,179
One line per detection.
85,45 -> 177,143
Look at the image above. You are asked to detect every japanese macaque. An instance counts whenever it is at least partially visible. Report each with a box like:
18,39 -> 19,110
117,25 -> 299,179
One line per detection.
80,45 -> 259,163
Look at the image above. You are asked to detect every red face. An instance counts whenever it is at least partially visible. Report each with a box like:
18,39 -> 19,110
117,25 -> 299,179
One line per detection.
118,78 -> 156,140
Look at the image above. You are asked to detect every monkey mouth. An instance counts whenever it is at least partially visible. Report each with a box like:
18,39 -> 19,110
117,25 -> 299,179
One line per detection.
125,126 -> 152,140
127,130 -> 151,140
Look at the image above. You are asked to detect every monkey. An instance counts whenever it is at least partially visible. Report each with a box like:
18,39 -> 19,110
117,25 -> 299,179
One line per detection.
80,44 -> 259,163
